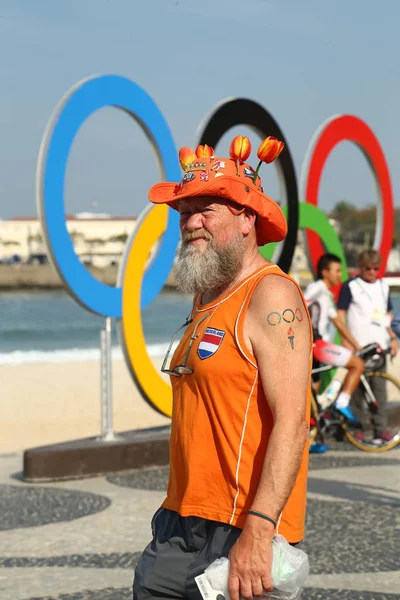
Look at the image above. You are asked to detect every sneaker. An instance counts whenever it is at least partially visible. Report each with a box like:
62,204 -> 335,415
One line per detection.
374,429 -> 393,443
335,405 -> 360,423
309,442 -> 329,454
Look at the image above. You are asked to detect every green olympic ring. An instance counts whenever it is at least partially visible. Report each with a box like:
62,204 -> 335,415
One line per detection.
262,203 -> 348,281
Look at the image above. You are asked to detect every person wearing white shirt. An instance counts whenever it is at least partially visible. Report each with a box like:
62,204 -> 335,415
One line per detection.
337,249 -> 398,442
304,253 -> 364,423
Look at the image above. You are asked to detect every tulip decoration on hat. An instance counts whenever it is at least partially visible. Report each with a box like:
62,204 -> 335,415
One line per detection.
195,144 -> 215,159
179,147 -> 197,171
229,135 -> 252,176
253,136 -> 285,182
148,135 -> 287,245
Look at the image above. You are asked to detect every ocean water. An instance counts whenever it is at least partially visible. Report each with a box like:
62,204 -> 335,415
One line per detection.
0,289 -> 399,366
0,290 -> 193,365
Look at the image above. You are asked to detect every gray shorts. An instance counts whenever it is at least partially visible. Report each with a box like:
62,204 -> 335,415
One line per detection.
133,507 -> 302,600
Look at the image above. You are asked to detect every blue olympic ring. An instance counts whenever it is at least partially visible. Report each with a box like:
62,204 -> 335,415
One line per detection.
37,74 -> 180,317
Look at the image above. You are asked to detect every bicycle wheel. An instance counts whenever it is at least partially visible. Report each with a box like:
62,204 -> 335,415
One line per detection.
343,371 -> 400,452
309,391 -> 319,445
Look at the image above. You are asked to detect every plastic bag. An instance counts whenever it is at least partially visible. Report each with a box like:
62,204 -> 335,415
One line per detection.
270,535 -> 309,594
202,534 -> 309,600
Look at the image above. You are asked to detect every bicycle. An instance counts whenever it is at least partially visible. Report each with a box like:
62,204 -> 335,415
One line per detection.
310,343 -> 400,452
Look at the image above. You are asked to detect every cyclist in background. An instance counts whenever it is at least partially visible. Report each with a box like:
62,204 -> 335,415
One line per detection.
337,248 -> 398,442
304,253 -> 364,422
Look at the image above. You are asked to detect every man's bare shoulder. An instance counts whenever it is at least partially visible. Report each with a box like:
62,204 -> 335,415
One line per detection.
245,273 -> 311,361
249,273 -> 306,312
245,273 -> 310,339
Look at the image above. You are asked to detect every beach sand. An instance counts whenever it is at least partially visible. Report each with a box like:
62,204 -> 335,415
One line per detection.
0,357 -> 170,453
1,355 -> 400,453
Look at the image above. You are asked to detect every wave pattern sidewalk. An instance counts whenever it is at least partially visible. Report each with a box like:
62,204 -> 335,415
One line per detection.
0,442 -> 399,600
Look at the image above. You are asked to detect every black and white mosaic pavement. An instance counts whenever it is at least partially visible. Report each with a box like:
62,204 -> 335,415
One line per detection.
303,499 -> 400,573
307,453 -> 400,470
0,552 -> 141,569
3,496 -> 398,574
303,592 -> 400,599
1,448 -> 399,599
25,587 -> 400,600
0,485 -> 111,530
28,590 -> 132,600
107,466 -> 169,490
106,453 -> 400,490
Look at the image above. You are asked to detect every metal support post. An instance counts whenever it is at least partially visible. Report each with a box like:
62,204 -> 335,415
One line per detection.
98,317 -> 120,442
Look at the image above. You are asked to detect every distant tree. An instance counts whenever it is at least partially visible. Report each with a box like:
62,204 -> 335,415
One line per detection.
395,208 -> 400,245
69,230 -> 84,241
329,201 -> 400,260
108,233 -> 129,243
27,233 -> 43,243
357,206 -> 377,246
329,201 -> 362,245
85,238 -> 106,245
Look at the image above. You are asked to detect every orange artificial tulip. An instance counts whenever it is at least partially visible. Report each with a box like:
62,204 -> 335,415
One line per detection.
229,136 -> 252,163
179,147 -> 197,171
195,144 -> 214,159
257,136 -> 285,164
253,136 -> 284,184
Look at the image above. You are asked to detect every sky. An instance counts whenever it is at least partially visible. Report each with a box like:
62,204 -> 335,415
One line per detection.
0,0 -> 399,220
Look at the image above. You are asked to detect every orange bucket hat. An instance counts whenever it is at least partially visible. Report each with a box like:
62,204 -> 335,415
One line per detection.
148,135 -> 287,246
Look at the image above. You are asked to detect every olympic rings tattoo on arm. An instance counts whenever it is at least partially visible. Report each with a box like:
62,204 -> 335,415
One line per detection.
266,308 -> 303,326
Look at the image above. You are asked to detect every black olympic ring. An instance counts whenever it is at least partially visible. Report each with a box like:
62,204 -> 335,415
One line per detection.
266,312 -> 282,326
282,309 -> 296,323
197,98 -> 299,274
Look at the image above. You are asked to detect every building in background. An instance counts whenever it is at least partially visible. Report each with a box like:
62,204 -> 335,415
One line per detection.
1,213 -> 398,290
0,213 -> 137,267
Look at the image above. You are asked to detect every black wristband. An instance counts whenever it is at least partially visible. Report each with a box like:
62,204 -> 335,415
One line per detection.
247,510 -> 277,528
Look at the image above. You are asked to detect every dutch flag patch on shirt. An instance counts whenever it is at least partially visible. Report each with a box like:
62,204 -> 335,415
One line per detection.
197,327 -> 226,359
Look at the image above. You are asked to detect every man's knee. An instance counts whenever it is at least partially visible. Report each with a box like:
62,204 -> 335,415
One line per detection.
347,355 -> 364,375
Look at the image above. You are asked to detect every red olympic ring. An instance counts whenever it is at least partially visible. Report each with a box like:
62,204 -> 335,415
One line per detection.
301,115 -> 394,279
295,308 -> 303,322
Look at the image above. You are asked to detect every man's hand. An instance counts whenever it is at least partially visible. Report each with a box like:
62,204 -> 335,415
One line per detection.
228,517 -> 274,600
390,337 -> 398,358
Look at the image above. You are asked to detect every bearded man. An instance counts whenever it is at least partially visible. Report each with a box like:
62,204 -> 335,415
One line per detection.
133,138 -> 312,600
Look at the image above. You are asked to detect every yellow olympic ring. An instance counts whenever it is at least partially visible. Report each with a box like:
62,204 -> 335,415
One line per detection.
120,203 -> 173,417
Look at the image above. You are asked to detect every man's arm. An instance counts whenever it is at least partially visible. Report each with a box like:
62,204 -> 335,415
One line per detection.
386,315 -> 399,357
387,292 -> 399,357
336,281 -> 355,350
331,315 -> 362,351
336,309 -> 353,350
228,275 -> 311,600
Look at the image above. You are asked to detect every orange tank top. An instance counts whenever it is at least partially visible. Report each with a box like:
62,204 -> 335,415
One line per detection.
163,264 -> 312,543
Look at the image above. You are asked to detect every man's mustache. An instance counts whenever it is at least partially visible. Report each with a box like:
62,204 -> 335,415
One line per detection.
182,230 -> 213,244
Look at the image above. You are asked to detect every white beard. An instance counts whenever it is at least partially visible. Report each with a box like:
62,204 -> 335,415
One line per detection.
174,234 -> 244,295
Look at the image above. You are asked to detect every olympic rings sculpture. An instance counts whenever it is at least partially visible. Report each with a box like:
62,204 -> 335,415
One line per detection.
36,74 -> 394,417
